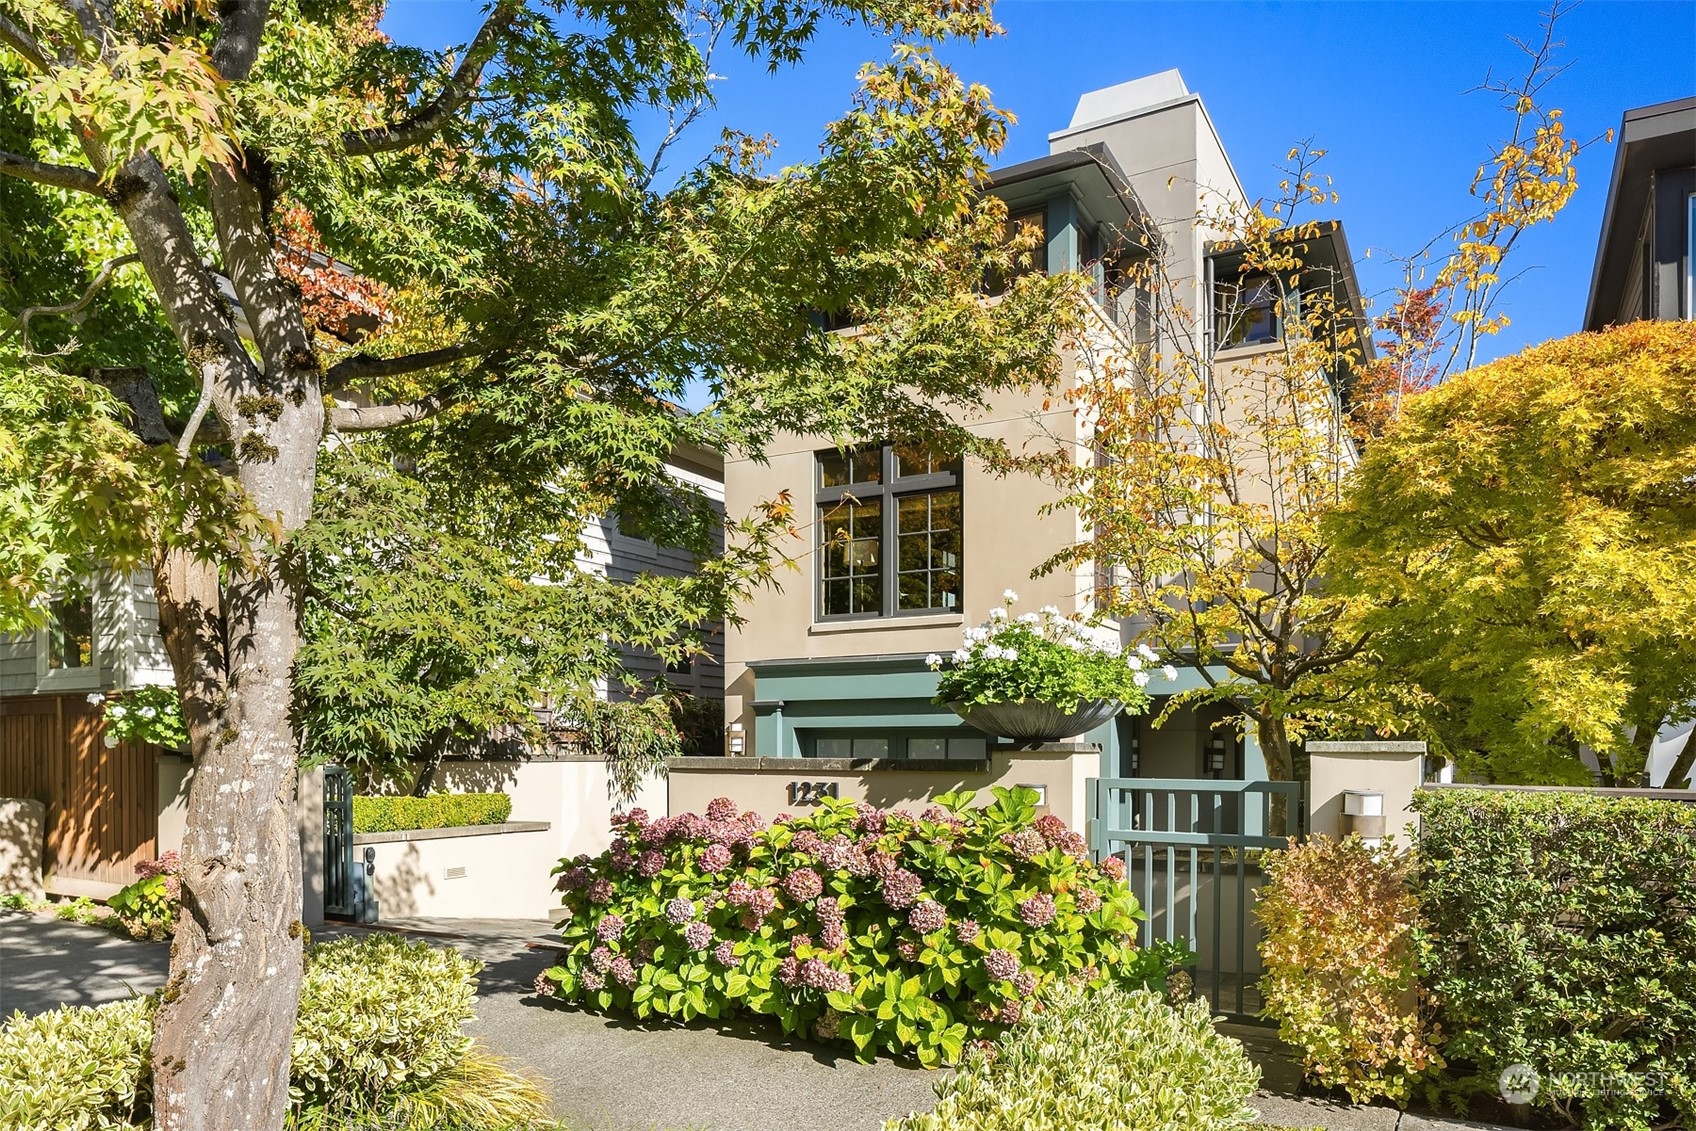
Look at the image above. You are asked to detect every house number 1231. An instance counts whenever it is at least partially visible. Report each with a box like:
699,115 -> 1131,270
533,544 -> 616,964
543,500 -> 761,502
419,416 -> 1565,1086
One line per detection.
786,781 -> 840,806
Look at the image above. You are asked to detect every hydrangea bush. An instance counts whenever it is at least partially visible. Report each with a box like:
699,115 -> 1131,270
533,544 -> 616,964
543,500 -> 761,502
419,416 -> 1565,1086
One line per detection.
927,594 -> 1176,711
540,787 -> 1172,1067
108,851 -> 181,941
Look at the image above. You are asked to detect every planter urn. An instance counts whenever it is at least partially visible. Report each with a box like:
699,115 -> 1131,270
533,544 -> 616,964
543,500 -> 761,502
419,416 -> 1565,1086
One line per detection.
948,698 -> 1124,744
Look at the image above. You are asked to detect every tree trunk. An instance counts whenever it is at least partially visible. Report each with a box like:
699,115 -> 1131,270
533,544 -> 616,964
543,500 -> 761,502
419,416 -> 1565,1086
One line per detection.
101,149 -> 324,1131
1664,731 -> 1696,791
1255,714 -> 1298,838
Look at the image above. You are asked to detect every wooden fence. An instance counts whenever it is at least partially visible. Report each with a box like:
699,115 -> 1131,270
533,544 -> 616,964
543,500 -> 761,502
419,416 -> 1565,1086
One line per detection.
0,693 -> 160,890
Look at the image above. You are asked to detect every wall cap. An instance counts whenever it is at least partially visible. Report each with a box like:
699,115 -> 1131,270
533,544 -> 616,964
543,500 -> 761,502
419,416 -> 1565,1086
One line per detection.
668,756 -> 990,774
354,820 -> 550,845
1307,741 -> 1428,754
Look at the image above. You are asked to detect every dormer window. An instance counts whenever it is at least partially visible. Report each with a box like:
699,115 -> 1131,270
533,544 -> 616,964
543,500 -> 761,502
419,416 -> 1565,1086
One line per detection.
1215,274 -> 1289,348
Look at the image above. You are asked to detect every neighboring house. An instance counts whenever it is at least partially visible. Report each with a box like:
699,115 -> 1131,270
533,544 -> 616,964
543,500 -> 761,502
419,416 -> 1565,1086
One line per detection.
715,71 -> 1371,787
1584,96 -> 1696,331
1583,94 -> 1696,787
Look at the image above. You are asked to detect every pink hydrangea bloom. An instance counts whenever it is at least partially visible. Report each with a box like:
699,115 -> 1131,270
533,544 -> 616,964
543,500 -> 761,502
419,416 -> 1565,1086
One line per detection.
623,807 -> 650,826
954,919 -> 980,944
699,843 -> 732,873
997,1000 -> 1023,1024
782,868 -> 823,902
1099,855 -> 1127,881
683,920 -> 714,950
800,958 -> 852,994
609,956 -> 638,987
896,939 -> 920,962
712,939 -> 737,966
1002,829 -> 1047,861
1018,893 -> 1057,928
881,868 -> 923,909
1013,969 -> 1039,997
819,923 -> 847,951
983,948 -> 1020,981
855,808 -> 887,835
790,829 -> 823,856
1075,887 -> 1103,913
588,878 -> 614,904
705,797 -> 740,822
590,946 -> 615,972
581,969 -> 607,992
609,848 -> 637,873
726,878 -> 755,906
815,896 -> 844,926
664,896 -> 695,924
532,970 -> 556,997
790,933 -> 813,950
595,913 -> 626,941
908,900 -> 946,934
815,837 -> 856,871
637,849 -> 666,877
777,956 -> 801,986
1033,813 -> 1069,846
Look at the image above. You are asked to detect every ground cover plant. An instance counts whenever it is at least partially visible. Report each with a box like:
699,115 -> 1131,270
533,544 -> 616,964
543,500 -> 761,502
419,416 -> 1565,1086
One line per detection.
0,934 -> 547,1131
539,789 -> 1167,1066
885,982 -> 1261,1131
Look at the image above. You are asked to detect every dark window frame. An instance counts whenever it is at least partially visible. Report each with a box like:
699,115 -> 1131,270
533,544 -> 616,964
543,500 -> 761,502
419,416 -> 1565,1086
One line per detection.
1214,272 -> 1294,350
817,444 -> 962,621
803,729 -> 988,761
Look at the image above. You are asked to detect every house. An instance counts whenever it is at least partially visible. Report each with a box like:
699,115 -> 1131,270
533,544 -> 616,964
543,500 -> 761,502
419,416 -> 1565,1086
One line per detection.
1584,96 -> 1696,331
673,71 -> 1371,823
1583,94 -> 1696,787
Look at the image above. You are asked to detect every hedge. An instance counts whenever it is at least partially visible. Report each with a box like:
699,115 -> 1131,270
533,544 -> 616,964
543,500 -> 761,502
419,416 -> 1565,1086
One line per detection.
1413,788 -> 1696,1130
352,792 -> 512,834
539,788 -> 1177,1067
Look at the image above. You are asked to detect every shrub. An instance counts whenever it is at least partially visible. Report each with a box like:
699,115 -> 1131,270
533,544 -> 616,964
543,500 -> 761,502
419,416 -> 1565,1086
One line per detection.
0,934 -> 549,1131
1414,789 -> 1696,1130
0,996 -> 151,1131
928,595 -> 1173,712
540,788 -> 1171,1067
1256,835 -> 1442,1104
95,686 -> 188,752
109,853 -> 181,942
352,792 -> 512,834
885,982 -> 1260,1131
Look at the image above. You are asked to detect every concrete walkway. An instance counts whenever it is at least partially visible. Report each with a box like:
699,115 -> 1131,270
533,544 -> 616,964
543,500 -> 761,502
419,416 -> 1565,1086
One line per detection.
0,911 -> 1507,1131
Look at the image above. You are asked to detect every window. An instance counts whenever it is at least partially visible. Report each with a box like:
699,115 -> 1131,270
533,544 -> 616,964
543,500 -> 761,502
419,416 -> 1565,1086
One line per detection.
807,731 -> 986,761
39,593 -> 96,687
818,444 -> 961,619
1214,274 -> 1287,348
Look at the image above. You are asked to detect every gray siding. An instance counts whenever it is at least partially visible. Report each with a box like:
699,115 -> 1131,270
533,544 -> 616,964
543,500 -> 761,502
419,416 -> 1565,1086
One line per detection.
0,570 -> 174,697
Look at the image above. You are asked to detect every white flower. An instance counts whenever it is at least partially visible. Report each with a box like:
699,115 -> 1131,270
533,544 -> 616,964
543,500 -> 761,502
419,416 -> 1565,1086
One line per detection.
1039,605 -> 1061,618
964,626 -> 988,644
988,607 -> 1008,621
1002,589 -> 1019,603
1137,643 -> 1160,663
925,653 -> 943,669
139,707 -> 156,719
1133,670 -> 1152,688
110,705 -> 127,719
1162,664 -> 1178,682
1018,612 -> 1041,625
1125,654 -> 1144,671
86,693 -> 105,705
951,648 -> 970,664
1002,647 -> 1018,662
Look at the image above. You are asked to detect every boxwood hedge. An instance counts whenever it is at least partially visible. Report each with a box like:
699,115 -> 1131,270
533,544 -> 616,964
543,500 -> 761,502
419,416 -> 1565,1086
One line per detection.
539,788 -> 1176,1067
352,792 -> 512,834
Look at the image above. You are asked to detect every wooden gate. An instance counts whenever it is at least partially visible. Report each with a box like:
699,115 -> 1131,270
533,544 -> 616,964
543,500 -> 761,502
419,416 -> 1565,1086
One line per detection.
0,693 -> 160,890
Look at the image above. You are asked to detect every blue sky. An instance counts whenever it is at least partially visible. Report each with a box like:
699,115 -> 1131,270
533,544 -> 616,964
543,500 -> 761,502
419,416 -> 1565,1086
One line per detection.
383,0 -> 1696,364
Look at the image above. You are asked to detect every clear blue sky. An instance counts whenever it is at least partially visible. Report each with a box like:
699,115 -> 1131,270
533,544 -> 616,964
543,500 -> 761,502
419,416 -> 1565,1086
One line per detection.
383,0 -> 1696,364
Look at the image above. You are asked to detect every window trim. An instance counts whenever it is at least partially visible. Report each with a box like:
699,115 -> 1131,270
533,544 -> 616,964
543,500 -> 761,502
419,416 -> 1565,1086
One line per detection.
36,591 -> 100,691
816,444 -> 963,622
802,729 -> 988,761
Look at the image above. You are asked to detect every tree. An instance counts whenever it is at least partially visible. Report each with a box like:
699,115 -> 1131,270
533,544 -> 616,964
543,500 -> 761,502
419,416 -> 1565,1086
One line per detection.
1327,321 -> 1696,788
1027,8 -> 1592,781
0,4 -> 1079,1128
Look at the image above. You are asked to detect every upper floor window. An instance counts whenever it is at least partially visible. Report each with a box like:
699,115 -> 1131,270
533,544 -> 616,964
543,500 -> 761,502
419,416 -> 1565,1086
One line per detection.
818,444 -> 962,619
1215,274 -> 1288,348
39,593 -> 96,687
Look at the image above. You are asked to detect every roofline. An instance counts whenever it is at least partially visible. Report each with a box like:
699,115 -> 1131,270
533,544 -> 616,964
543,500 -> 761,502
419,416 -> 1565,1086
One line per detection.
1206,220 -> 1377,364
986,146 -> 1153,232
1045,90 -> 1248,206
1584,96 -> 1696,328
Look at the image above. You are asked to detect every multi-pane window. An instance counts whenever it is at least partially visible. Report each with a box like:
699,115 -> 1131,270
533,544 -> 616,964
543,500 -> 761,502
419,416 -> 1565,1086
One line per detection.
818,444 -> 961,619
45,595 -> 94,671
1214,274 -> 1286,348
808,732 -> 986,761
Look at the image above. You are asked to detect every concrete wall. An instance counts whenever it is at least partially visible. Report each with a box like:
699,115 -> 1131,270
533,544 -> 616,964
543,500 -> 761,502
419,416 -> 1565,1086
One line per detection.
156,755 -> 192,858
357,823 -> 559,920
432,756 -> 667,862
1307,740 -> 1427,847
666,745 -> 1099,831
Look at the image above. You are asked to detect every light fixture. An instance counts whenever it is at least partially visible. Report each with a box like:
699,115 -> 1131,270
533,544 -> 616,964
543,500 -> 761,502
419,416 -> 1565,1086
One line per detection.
1204,735 -> 1228,776
728,721 -> 745,756
1342,790 -> 1385,841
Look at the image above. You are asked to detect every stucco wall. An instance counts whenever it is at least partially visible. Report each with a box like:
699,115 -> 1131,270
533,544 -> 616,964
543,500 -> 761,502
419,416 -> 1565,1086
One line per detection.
432,756 -> 666,862
666,746 -> 1100,832
358,823 -> 559,920
1307,741 -> 1427,847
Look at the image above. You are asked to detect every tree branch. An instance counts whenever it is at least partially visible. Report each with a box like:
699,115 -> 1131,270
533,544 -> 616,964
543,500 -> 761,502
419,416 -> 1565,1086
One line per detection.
323,342 -> 483,388
2,253 -> 140,351
328,394 -> 448,433
0,14 -> 52,70
341,5 -> 518,157
0,148 -> 103,194
209,0 -> 271,81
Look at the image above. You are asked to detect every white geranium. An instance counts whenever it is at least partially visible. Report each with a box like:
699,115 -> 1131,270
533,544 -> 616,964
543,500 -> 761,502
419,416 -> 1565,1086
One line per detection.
1002,589 -> 1019,602
988,607 -> 1007,621
925,653 -> 943,669
1137,643 -> 1160,663
1133,670 -> 1152,688
86,692 -> 105,705
1162,665 -> 1178,682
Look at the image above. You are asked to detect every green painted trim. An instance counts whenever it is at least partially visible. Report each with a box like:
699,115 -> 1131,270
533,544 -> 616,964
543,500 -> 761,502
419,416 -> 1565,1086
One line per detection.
1046,194 -> 1079,274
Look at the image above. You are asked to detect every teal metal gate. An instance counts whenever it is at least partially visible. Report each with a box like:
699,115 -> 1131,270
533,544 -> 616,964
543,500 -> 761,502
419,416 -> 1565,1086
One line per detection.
1085,777 -> 1304,1020
322,764 -> 358,920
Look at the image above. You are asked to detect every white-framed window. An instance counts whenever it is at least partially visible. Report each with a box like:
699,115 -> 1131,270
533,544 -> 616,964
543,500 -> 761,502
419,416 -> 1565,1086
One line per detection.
37,592 -> 98,689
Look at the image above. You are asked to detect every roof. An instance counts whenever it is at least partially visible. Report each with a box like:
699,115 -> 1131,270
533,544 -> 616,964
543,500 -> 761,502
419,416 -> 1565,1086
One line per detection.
986,145 -> 1156,243
1583,96 -> 1696,330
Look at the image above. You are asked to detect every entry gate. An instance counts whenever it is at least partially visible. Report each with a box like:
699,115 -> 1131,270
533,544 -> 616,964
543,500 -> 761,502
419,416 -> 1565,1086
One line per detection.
1086,777 -> 1304,1020
323,764 -> 356,919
